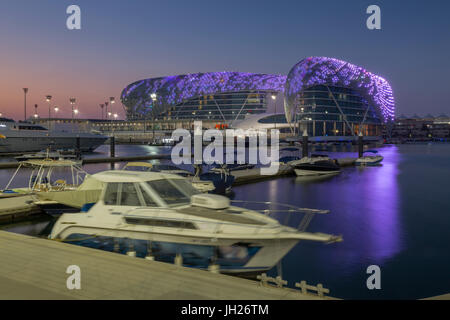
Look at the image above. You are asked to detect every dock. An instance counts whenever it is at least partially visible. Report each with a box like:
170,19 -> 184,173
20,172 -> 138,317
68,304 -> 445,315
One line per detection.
0,195 -> 42,224
0,231 -> 337,300
0,154 -> 172,169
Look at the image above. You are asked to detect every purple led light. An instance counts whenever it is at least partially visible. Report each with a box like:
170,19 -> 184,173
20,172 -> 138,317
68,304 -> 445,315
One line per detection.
284,57 -> 395,123
121,57 -> 395,123
121,72 -> 286,116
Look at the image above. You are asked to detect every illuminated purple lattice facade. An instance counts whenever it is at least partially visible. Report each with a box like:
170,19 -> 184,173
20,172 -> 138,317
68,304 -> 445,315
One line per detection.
121,72 -> 286,119
284,57 -> 395,123
121,57 -> 395,129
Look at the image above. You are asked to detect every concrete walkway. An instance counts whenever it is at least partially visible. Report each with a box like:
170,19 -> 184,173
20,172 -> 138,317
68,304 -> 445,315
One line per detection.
0,231 -> 334,300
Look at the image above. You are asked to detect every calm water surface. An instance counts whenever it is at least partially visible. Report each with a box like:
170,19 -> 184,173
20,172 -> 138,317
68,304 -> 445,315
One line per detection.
1,143 -> 449,299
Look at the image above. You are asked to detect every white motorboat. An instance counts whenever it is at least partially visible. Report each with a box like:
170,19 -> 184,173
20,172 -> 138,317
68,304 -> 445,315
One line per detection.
291,155 -> 341,176
1,159 -> 87,198
355,150 -> 384,166
122,162 -> 215,193
0,159 -> 103,214
0,118 -> 107,154
49,170 -> 342,275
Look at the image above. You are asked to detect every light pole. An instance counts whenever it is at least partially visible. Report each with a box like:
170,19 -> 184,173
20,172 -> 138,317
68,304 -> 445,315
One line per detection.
110,97 -> 115,132
271,92 -> 278,130
150,93 -> 157,143
23,88 -> 29,121
46,95 -> 52,128
105,102 -> 109,131
34,104 -> 38,119
100,104 -> 104,120
70,98 -> 76,132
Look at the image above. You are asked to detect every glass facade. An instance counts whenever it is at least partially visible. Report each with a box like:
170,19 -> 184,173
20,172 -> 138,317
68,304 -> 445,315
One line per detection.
293,85 -> 382,136
158,90 -> 268,120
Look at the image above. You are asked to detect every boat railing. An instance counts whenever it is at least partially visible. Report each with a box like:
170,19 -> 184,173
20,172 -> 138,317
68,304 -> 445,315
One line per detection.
230,200 -> 330,232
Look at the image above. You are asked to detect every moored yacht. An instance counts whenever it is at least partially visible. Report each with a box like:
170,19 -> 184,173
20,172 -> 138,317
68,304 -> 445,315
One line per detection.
49,170 -> 342,275
355,150 -> 384,166
291,155 -> 341,176
0,118 -> 107,154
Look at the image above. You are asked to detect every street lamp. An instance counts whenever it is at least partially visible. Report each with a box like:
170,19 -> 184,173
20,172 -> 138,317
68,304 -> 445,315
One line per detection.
100,104 -> 104,120
150,93 -> 157,143
23,88 -> 29,121
46,95 -> 52,128
34,104 -> 38,119
271,92 -> 278,129
109,97 -> 115,131
70,98 -> 76,132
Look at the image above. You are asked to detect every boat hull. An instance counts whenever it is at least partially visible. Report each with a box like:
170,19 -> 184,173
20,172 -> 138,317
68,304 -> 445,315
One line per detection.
0,136 -> 107,153
52,227 -> 298,274
294,169 -> 341,176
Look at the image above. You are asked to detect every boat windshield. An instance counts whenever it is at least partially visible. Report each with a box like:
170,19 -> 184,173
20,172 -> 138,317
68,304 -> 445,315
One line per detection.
145,178 -> 200,207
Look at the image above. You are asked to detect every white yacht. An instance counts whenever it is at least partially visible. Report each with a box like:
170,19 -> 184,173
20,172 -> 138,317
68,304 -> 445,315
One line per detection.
355,150 -> 384,166
0,118 -> 107,154
291,155 -> 341,176
50,170 -> 342,275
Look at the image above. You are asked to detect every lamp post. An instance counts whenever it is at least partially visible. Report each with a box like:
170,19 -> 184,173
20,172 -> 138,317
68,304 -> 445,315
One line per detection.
70,98 -> 76,132
23,88 -> 29,121
34,104 -> 38,119
46,95 -> 52,128
100,104 -> 104,120
53,106 -> 59,122
271,92 -> 278,130
104,101 -> 109,131
109,97 -> 115,132
150,93 -> 157,143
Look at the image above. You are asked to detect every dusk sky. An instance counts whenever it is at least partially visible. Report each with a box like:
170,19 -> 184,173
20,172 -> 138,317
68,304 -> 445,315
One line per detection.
0,0 -> 449,120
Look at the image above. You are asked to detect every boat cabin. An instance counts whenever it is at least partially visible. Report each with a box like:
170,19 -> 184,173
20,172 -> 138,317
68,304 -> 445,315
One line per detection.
92,170 -> 200,208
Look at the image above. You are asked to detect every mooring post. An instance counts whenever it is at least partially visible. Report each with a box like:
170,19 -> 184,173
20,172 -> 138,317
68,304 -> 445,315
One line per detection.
302,129 -> 309,158
110,135 -> 115,169
358,131 -> 363,158
75,136 -> 81,160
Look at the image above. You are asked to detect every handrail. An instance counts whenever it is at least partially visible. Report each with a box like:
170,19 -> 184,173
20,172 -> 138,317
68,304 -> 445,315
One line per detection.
230,200 -> 329,214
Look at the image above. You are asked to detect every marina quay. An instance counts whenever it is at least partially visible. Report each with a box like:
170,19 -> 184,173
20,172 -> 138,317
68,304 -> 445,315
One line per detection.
0,0 -> 449,312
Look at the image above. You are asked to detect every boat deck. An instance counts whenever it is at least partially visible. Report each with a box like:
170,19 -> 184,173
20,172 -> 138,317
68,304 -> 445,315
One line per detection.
177,206 -> 266,225
0,231 -> 334,300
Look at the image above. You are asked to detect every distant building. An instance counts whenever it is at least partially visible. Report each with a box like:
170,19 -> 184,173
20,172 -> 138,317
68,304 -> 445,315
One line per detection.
392,115 -> 450,139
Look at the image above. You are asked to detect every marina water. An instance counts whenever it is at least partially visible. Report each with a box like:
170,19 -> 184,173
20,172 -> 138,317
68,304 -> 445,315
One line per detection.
1,143 -> 449,299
